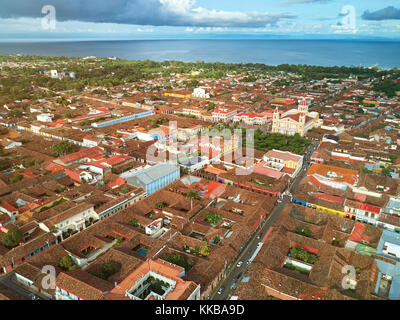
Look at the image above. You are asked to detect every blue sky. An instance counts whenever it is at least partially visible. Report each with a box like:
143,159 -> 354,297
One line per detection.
0,0 -> 399,40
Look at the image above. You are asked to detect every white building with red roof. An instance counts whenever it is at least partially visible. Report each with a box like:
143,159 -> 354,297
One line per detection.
254,149 -> 303,179
0,201 -> 18,217
233,112 -> 272,125
105,258 -> 200,300
212,108 -> 238,123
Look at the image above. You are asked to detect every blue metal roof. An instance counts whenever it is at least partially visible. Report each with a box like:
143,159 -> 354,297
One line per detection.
375,230 -> 400,299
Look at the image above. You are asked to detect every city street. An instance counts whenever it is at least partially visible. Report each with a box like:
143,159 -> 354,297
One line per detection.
0,272 -> 42,300
210,140 -> 320,300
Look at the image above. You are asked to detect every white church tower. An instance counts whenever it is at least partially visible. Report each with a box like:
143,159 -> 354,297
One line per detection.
298,98 -> 309,114
272,108 -> 280,133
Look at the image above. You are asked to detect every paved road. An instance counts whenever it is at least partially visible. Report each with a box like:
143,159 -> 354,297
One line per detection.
0,272 -> 42,300
210,141 -> 320,300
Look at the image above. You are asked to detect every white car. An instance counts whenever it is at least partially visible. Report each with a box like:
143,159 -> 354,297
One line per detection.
236,261 -> 243,268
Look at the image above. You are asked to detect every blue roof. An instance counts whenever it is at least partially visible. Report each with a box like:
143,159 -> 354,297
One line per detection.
126,163 -> 178,186
375,230 -> 400,299
390,173 -> 399,179
385,197 -> 400,213
364,163 -> 374,171
180,156 -> 203,167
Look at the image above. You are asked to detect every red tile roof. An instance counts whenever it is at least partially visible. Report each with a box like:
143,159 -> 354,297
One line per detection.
282,113 -> 313,124
107,176 -> 126,189
46,162 -> 64,172
264,150 -> 302,163
253,162 -> 284,179
200,181 -> 226,199
348,222 -> 372,243
312,193 -> 346,205
107,258 -> 198,300
56,147 -> 104,165
22,171 -> 37,178
357,202 -> 381,215
1,201 -> 17,213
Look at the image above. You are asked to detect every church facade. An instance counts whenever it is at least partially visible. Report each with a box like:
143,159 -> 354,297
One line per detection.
271,98 -> 318,137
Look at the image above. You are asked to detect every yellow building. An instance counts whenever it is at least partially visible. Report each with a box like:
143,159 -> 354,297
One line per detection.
164,92 -> 192,98
272,98 -> 317,137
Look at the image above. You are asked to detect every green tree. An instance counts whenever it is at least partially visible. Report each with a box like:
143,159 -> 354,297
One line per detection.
165,254 -> 188,269
63,112 -> 74,119
198,241 -> 211,257
186,190 -> 201,209
8,110 -> 23,118
9,174 -> 23,184
127,218 -> 139,228
213,235 -> 221,244
389,155 -> 398,163
52,141 -> 74,157
99,261 -> 120,279
205,211 -> 222,225
207,101 -> 216,111
155,202 -> 167,209
58,256 -> 78,271
2,228 -> 23,247
290,245 -> 317,264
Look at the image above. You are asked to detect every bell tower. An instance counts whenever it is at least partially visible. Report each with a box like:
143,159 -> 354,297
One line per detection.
272,108 -> 280,133
298,98 -> 309,114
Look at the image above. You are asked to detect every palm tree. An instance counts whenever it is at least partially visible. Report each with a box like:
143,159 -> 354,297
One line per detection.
186,190 -> 201,210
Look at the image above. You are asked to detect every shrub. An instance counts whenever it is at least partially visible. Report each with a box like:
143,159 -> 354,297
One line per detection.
213,235 -> 221,245
127,218 -> 139,228
120,186 -> 130,194
295,225 -> 311,237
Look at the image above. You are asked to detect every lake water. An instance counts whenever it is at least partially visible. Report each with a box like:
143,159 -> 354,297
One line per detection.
0,39 -> 399,68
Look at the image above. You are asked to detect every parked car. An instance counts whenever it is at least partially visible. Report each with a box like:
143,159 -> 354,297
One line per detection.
236,261 -> 243,268
217,286 -> 225,294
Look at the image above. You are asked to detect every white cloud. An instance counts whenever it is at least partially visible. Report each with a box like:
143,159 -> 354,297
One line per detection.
159,0 -> 196,15
0,0 -> 296,28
